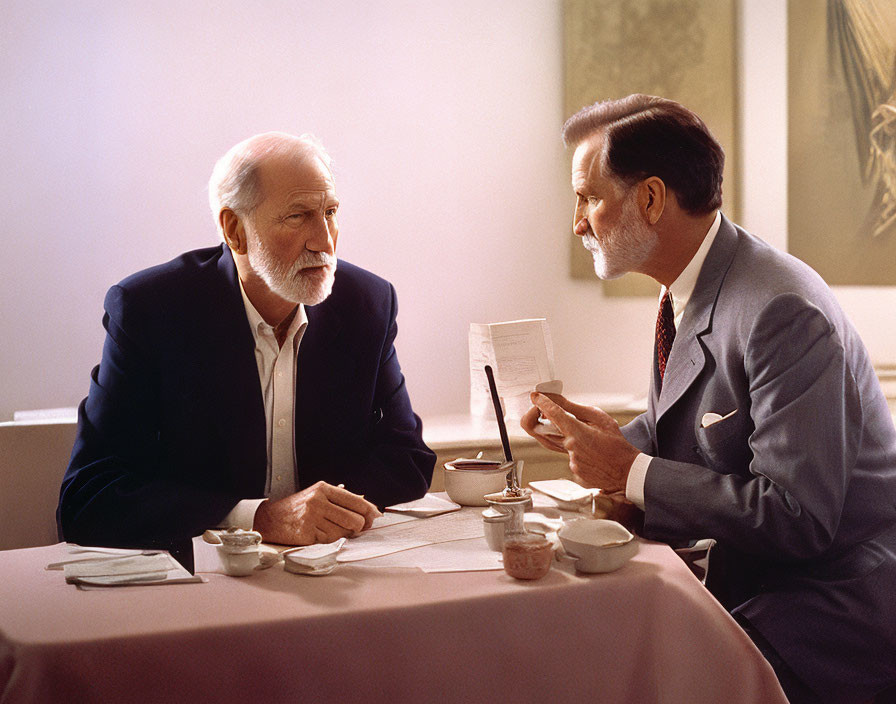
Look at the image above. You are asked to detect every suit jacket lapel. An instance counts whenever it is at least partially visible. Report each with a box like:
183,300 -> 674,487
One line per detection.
203,246 -> 267,489
295,287 -> 355,444
656,216 -> 740,422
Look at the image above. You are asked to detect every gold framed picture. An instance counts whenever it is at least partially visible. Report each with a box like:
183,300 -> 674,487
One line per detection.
563,0 -> 739,295
788,0 -> 896,285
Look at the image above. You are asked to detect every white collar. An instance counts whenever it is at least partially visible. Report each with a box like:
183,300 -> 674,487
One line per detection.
663,211 -> 722,327
237,277 -> 308,343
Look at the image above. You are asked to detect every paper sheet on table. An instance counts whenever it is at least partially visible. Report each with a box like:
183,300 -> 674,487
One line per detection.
338,508 -> 485,562
469,318 -> 561,419
360,537 -> 503,572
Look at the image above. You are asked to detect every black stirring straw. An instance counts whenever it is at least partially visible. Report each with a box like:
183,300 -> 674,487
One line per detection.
484,365 -> 513,463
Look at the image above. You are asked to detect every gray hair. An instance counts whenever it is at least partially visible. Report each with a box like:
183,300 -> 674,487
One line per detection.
208,132 -> 333,237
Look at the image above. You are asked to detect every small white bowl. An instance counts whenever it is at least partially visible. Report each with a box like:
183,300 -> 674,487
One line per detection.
216,544 -> 260,576
443,461 -> 508,506
558,519 -> 638,573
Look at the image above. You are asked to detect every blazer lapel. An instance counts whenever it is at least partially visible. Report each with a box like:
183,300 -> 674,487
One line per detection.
203,246 -> 267,488
656,216 -> 740,422
295,289 -> 355,442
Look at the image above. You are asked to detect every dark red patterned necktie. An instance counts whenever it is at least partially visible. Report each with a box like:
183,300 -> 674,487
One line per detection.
656,291 -> 676,385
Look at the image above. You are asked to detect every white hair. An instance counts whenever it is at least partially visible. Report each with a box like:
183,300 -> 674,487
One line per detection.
208,132 -> 333,238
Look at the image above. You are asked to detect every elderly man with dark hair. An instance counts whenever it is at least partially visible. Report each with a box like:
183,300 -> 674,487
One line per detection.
58,132 -> 435,565
523,95 -> 896,703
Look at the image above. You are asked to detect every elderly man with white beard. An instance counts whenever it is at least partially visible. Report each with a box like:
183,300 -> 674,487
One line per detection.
58,133 -> 435,568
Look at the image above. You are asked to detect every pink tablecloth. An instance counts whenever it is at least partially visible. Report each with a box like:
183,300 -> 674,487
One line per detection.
0,541 -> 786,704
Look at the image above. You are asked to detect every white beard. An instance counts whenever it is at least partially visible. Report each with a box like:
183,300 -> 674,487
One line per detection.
247,234 -> 336,305
582,192 -> 658,280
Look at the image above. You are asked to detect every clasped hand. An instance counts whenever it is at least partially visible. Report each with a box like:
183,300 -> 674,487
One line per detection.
253,481 -> 380,545
521,392 -> 638,494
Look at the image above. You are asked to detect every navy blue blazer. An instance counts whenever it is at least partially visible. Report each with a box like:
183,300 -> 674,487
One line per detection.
58,245 -> 435,557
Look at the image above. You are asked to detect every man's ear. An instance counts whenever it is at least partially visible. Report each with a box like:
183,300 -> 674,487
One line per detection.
220,208 -> 247,255
639,177 -> 666,225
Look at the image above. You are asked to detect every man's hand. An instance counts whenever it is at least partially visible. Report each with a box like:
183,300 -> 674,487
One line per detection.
253,481 -> 381,545
521,392 -> 639,494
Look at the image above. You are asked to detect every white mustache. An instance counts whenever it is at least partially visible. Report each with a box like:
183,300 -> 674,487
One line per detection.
582,233 -> 600,253
294,252 -> 336,270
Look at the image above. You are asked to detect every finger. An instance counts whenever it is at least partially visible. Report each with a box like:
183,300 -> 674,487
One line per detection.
530,431 -> 568,453
359,501 -> 382,531
519,404 -> 542,434
316,517 -> 353,543
537,393 -> 605,424
530,393 -> 582,435
299,484 -> 367,534
323,483 -> 377,515
520,406 -> 566,451
541,434 -> 567,452
322,501 -> 367,534
329,486 -> 381,530
305,485 -> 371,535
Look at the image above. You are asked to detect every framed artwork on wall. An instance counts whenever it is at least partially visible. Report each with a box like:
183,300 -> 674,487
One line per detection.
563,0 -> 739,295
788,0 -> 896,285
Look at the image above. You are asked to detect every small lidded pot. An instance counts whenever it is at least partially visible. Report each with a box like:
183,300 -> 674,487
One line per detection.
502,533 -> 554,580
482,507 -> 512,551
216,528 -> 262,576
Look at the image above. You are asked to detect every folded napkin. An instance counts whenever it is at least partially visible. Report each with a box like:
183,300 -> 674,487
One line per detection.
283,538 -> 346,576
384,493 -> 461,518
48,545 -> 203,587
528,479 -> 597,511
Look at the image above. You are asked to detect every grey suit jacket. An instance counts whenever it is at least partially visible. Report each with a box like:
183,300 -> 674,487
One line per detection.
621,216 -> 896,700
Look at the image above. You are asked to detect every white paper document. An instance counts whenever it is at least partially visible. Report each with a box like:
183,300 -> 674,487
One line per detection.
469,318 -> 561,419
338,507 -> 486,563
360,537 -> 503,572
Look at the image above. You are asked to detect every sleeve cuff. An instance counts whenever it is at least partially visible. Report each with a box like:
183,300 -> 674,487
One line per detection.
218,498 -> 267,531
625,453 -> 652,511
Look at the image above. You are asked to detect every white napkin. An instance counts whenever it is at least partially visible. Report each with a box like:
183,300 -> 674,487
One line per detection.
49,545 -> 202,587
283,538 -> 347,576
385,493 -> 461,518
528,479 -> 597,511
283,537 -> 346,562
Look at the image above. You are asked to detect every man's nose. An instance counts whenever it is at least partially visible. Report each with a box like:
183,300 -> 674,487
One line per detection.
573,216 -> 590,238
306,215 -> 335,253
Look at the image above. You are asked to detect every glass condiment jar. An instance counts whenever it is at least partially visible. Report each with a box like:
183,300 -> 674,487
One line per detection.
502,533 -> 553,580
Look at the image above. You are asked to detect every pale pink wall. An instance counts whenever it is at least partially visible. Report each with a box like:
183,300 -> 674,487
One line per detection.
1,0 -> 894,421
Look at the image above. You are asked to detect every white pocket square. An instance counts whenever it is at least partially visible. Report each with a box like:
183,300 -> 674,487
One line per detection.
701,409 -> 737,428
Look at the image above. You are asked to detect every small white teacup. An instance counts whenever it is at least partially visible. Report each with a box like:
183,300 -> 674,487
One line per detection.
216,529 -> 262,576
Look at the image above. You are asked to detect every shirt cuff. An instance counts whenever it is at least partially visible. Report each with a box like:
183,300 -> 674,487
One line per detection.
219,498 -> 267,531
625,453 -> 652,511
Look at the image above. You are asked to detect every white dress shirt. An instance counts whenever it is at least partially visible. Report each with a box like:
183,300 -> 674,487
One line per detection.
625,211 -> 722,509
219,279 -> 309,529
